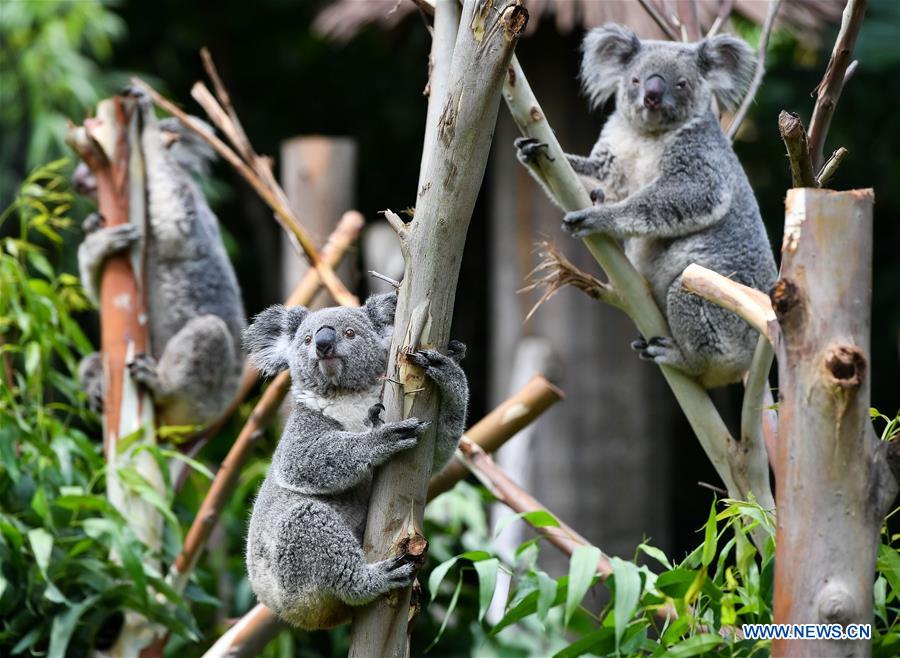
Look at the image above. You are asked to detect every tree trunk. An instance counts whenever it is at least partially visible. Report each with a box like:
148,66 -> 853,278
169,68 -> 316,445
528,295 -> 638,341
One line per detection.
771,187 -> 897,658
69,98 -> 166,658
348,2 -> 527,656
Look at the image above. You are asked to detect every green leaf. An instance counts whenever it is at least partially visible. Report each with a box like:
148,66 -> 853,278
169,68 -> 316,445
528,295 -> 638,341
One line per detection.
656,568 -> 696,599
609,556 -> 642,649
638,542 -> 672,569
428,556 -> 461,597
473,558 -> 499,622
536,571 -> 556,621
494,509 -> 560,539
877,543 -> 900,596
553,627 -> 615,658
491,578 -> 567,635
564,545 -> 601,627
24,341 -> 40,375
47,593 -> 102,658
663,633 -> 722,657
27,527 -> 53,578
701,500 -> 718,567
428,575 -> 463,650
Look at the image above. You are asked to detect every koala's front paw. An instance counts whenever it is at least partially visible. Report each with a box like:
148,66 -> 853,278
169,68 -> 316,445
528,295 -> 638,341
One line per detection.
562,207 -> 609,239
127,353 -> 162,393
514,137 -> 553,164
375,554 -> 417,591
85,223 -> 140,255
378,417 -> 430,457
120,84 -> 151,106
82,212 -> 105,235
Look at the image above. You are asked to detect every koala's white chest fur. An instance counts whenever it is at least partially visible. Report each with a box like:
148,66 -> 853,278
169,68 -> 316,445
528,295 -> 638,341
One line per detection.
597,114 -> 674,202
295,385 -> 382,432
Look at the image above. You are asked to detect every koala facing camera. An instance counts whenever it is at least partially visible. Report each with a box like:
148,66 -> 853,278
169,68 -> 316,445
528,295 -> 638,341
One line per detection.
516,24 -> 777,388
243,293 -> 468,629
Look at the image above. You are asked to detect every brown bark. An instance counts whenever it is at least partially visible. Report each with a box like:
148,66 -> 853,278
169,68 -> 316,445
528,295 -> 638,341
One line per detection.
778,111 -> 816,188
771,188 -> 897,658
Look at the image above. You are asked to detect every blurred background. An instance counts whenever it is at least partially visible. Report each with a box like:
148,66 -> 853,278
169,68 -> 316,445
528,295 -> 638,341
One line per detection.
2,0 -> 899,655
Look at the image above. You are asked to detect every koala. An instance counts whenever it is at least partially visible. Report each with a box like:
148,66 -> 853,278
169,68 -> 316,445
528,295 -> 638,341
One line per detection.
76,87 -> 246,426
243,293 -> 468,629
516,25 -> 777,388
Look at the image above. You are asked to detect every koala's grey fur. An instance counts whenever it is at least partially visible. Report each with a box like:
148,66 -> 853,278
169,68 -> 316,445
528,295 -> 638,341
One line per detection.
243,293 -> 468,629
77,89 -> 246,425
517,24 -> 776,388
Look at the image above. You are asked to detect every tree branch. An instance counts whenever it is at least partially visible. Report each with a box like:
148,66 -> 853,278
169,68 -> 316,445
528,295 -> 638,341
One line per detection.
680,264 -> 778,344
807,0 -> 867,171
726,0 -> 784,140
349,3 -> 527,654
816,146 -> 848,187
637,0 -> 681,41
706,0 -> 736,38
502,55 -> 775,543
778,111 -> 817,188
129,77 -> 358,308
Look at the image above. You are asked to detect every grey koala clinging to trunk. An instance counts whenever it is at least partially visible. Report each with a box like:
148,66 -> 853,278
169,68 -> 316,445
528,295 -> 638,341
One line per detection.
516,24 -> 777,388
76,88 -> 246,425
243,293 -> 468,629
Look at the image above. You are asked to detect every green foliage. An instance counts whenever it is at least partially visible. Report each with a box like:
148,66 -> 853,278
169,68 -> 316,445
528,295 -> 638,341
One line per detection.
427,488 -> 900,658
0,163 -> 199,656
0,0 -> 125,201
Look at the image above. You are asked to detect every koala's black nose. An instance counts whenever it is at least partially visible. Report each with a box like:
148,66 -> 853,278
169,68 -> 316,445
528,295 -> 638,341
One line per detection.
315,326 -> 337,357
643,75 -> 666,110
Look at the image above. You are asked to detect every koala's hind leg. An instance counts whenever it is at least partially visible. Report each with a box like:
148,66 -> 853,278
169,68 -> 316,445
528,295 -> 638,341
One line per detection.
636,278 -> 753,387
129,314 -> 239,425
274,501 -> 416,620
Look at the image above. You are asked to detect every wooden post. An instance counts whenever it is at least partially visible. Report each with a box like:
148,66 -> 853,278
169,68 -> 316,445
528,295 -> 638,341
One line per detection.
771,188 -> 897,658
348,3 -> 527,655
279,137 -> 357,304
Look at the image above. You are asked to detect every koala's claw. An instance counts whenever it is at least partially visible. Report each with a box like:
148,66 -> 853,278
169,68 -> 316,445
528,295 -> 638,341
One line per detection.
514,137 -> 553,163
367,402 -> 385,428
562,209 -> 602,239
82,212 -> 105,235
127,353 -> 161,390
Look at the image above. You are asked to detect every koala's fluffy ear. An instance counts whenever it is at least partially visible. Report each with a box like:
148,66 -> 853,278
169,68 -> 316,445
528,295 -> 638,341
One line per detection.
243,304 -> 308,376
364,292 -> 397,330
159,116 -> 217,176
697,34 -> 755,112
580,24 -> 641,109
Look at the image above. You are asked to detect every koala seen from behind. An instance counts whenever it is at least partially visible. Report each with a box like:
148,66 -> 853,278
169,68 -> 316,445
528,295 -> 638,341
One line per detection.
517,25 -> 777,388
243,293 -> 468,629
76,88 -> 246,426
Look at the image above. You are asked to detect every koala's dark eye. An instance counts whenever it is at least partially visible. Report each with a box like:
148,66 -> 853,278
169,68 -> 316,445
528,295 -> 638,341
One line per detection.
631,76 -> 640,85
676,79 -> 688,89
304,335 -> 312,345
344,328 -> 355,339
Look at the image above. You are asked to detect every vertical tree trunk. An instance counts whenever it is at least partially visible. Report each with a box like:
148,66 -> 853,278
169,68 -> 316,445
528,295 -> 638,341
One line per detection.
279,136 -> 358,304
772,188 -> 897,658
69,98 -> 166,658
348,2 -> 527,656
